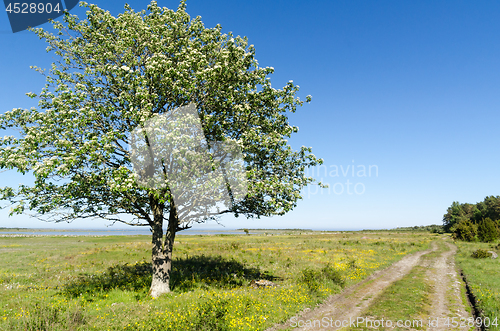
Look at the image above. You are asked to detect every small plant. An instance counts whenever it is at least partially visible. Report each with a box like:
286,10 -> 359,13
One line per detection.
243,229 -> 249,235
471,249 -> 492,259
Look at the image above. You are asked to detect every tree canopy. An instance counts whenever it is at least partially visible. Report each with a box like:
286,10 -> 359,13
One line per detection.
443,196 -> 500,242
0,1 -> 323,296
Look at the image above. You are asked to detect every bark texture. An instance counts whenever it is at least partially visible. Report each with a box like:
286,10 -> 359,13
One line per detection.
149,195 -> 179,298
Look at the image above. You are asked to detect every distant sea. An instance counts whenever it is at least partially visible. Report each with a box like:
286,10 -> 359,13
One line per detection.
0,228 -> 248,236
0,228 -> 364,236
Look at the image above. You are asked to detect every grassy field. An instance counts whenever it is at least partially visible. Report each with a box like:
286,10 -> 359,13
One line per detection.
455,240 -> 500,331
0,230 -> 433,330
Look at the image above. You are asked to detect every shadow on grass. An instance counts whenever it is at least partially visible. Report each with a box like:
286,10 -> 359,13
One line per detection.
62,255 -> 277,299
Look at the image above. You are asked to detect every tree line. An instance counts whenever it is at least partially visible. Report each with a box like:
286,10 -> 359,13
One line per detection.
443,196 -> 500,242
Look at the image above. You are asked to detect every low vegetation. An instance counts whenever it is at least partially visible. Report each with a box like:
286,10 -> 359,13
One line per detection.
390,224 -> 444,233
455,240 -> 500,330
0,230 -> 431,330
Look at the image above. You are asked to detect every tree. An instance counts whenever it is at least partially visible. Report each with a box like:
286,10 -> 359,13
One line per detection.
443,201 -> 479,232
483,196 -> 500,221
0,1 -> 323,297
443,201 -> 467,232
452,219 -> 477,242
477,217 -> 499,243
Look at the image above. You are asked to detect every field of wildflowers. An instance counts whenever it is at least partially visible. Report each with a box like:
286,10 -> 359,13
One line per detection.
0,230 -> 432,330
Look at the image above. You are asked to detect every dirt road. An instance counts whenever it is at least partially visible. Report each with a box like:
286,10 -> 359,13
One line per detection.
266,240 -> 473,331
426,242 -> 471,330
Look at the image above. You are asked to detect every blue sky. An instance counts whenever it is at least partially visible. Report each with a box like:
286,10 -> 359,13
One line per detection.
1,0 -> 500,230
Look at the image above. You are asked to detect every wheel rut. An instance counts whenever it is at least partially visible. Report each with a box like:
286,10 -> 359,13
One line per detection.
266,240 -> 474,331
426,241 -> 473,331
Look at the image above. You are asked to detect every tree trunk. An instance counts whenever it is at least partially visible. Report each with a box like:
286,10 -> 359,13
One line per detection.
149,195 -> 179,298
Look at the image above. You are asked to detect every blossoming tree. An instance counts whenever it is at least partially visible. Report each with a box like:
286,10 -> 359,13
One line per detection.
0,1 -> 323,297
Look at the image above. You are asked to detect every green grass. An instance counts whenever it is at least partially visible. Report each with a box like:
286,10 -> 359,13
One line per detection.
455,240 -> 500,331
0,231 -> 432,330
344,240 -> 450,331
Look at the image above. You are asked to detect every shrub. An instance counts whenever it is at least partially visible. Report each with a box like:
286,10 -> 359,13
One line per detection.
299,264 -> 344,292
321,264 -> 345,287
431,227 -> 445,234
300,268 -> 322,292
452,219 -> 477,242
471,249 -> 492,259
477,218 -> 499,243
